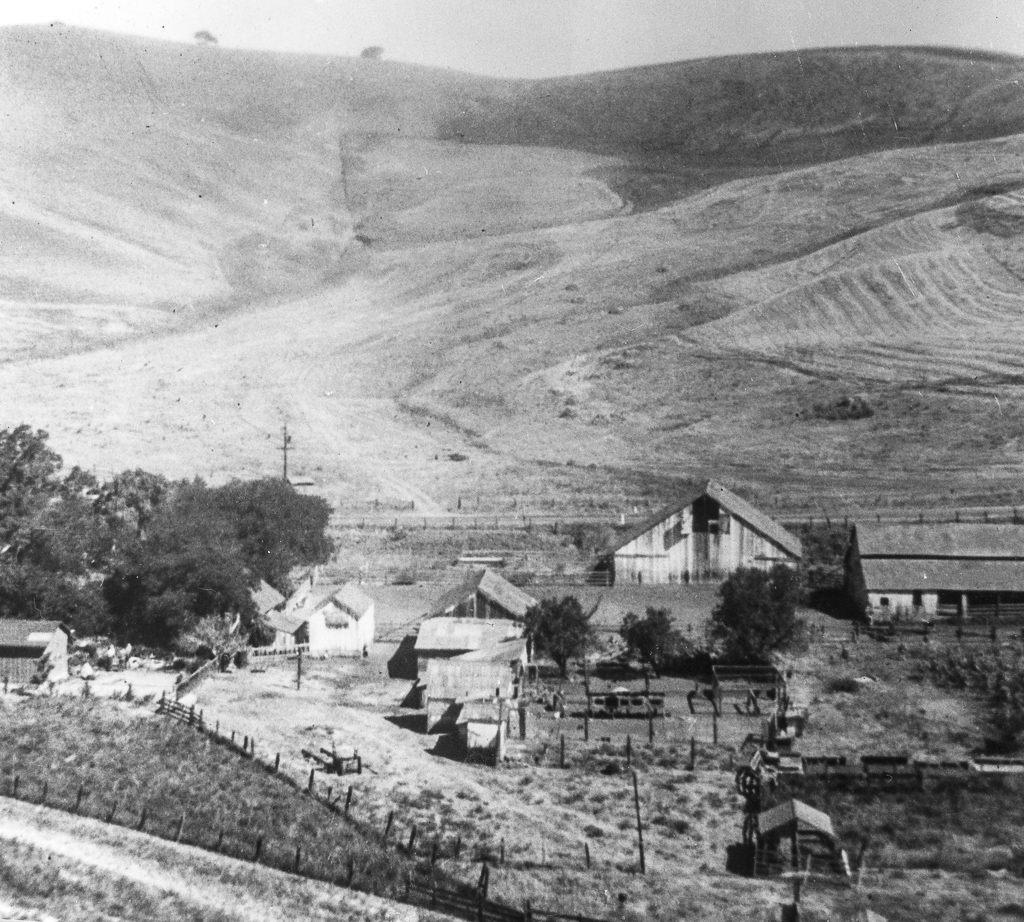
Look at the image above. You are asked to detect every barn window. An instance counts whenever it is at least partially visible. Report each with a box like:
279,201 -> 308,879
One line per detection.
912,590 -> 923,607
879,597 -> 890,607
720,515 -> 731,535
663,521 -> 684,550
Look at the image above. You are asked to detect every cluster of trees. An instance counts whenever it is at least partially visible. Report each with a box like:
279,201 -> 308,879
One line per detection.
524,564 -> 805,675
0,426 -> 333,651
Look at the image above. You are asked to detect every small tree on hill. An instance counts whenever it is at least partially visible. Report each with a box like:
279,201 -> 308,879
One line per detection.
525,595 -> 593,678
619,607 -> 685,675
360,46 -> 384,60
709,564 -> 805,663
194,30 -> 218,45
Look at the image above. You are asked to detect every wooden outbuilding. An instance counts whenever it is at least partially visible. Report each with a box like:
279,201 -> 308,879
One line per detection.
431,568 -> 537,621
414,618 -> 524,675
265,608 -> 308,650
304,583 -> 375,655
845,523 -> 1024,619
457,698 -> 508,764
755,799 -> 846,876
422,653 -> 521,732
612,480 -> 802,585
0,620 -> 70,685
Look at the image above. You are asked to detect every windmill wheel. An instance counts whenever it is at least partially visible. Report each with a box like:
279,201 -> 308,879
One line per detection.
735,765 -> 761,800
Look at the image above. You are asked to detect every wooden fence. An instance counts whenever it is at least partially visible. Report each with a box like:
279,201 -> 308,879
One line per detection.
175,656 -> 219,700
152,694 -> 614,922
249,644 -> 361,660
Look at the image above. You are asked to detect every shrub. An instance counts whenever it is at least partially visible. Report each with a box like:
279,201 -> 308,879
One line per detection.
708,565 -> 806,663
812,394 -> 873,421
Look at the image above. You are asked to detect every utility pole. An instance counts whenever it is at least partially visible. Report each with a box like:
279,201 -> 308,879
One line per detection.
282,424 -> 292,482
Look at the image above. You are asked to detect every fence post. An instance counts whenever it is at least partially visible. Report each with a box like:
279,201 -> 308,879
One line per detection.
383,811 -> 394,842
12,776 -> 18,798
275,753 -> 280,772
138,806 -> 147,831
689,736 -> 696,771
500,837 -> 505,865
626,735 -> 632,768
713,708 -> 719,746
217,828 -> 224,852
648,711 -> 654,745
632,770 -> 646,874
407,824 -> 417,855
175,812 -> 185,843
345,785 -> 353,816
455,833 -> 462,859
584,841 -> 591,869
308,768 -> 315,794
189,704 -> 195,726
294,845 -> 302,872
584,713 -> 590,742
41,780 -> 48,804
560,734 -> 565,769
73,784 -> 85,814
347,857 -> 354,886
253,836 -> 263,863
106,798 -> 118,823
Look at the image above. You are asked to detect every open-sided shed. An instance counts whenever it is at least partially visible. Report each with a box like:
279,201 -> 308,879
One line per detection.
756,799 -> 846,876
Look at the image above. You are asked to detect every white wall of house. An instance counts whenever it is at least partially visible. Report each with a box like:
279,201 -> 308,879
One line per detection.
307,604 -> 375,654
867,591 -> 938,617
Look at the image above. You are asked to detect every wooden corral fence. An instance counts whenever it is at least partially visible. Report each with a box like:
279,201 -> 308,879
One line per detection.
175,656 -> 219,700
812,620 -> 1024,648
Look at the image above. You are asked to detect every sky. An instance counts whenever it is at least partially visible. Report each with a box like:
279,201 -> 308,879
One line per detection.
1,0 -> 1022,78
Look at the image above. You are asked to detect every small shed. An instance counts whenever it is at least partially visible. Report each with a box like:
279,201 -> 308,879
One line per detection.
0,620 -> 70,685
756,799 -> 845,875
304,583 -> 375,655
431,569 -> 537,621
457,698 -> 508,764
414,618 -> 524,675
423,655 -> 520,732
612,480 -> 802,585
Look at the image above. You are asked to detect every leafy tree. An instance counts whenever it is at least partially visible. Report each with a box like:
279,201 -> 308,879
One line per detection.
0,425 -> 63,545
709,565 -> 805,663
212,478 -> 333,592
105,480 -> 256,646
194,30 -> 218,45
97,468 -> 170,537
619,607 -> 686,675
360,45 -> 384,59
525,595 -> 593,678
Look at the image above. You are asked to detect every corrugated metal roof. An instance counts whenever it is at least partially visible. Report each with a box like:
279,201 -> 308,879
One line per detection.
856,524 -> 1024,559
861,558 -> 1024,593
251,580 -> 285,615
457,638 -> 528,664
424,658 -> 514,699
266,608 -> 306,636
614,480 -> 802,559
0,620 -> 65,648
431,569 -> 536,619
758,799 -> 835,838
415,618 -> 524,653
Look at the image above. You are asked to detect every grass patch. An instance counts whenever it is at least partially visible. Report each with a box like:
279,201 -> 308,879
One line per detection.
0,699 -> 415,897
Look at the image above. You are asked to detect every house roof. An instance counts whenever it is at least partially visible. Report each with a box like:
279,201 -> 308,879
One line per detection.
758,799 -> 835,839
0,620 -> 66,648
861,558 -> 1024,594
251,580 -> 286,615
431,569 -> 537,620
265,608 -> 306,636
415,618 -> 524,653
331,583 -> 374,619
614,480 -> 802,558
855,524 -> 1024,559
424,658 -> 515,700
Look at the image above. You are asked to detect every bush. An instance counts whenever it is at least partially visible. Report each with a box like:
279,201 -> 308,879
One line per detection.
708,565 -> 805,663
812,394 -> 873,421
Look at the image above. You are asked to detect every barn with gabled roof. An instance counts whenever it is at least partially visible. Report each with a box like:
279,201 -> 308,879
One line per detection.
612,480 -> 802,585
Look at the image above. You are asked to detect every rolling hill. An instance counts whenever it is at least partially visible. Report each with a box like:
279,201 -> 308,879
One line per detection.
2,25 -> 1024,514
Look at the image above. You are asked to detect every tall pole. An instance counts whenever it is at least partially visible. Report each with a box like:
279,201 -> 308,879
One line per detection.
282,424 -> 292,482
632,770 -> 646,874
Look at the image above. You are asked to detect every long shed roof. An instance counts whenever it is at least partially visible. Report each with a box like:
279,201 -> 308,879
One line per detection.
614,480 -> 802,558
855,524 -> 1024,559
415,618 -> 524,653
251,580 -> 286,615
861,558 -> 1024,594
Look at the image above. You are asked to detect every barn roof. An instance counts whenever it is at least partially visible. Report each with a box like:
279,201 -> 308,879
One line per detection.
424,658 -> 515,700
431,569 -> 537,619
0,620 -> 67,648
251,580 -> 286,615
758,799 -> 835,839
415,618 -> 524,653
614,480 -> 802,558
265,608 -> 306,636
861,558 -> 1024,594
855,524 -> 1024,559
